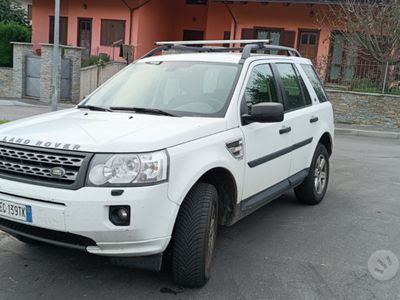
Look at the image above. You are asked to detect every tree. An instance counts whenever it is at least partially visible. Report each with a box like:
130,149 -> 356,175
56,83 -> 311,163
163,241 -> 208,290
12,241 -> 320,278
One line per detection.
0,22 -> 31,67
0,0 -> 29,26
317,0 -> 400,64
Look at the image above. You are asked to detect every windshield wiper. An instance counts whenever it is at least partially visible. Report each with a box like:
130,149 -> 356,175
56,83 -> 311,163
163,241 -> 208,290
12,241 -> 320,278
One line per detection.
110,107 -> 180,117
77,105 -> 113,112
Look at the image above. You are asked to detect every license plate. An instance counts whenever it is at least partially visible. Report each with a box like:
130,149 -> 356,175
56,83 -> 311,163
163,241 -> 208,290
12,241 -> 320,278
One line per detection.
0,199 -> 32,223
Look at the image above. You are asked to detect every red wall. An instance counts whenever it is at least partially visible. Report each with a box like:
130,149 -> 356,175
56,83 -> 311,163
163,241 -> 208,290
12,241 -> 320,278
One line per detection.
205,2 -> 331,59
32,1 -> 332,60
32,0 -> 131,59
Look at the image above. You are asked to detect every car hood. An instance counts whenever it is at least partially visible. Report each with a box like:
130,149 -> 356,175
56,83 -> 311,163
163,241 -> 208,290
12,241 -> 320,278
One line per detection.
0,109 -> 227,152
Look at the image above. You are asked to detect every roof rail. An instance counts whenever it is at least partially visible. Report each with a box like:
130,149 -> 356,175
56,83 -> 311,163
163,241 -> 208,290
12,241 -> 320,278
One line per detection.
141,40 -> 302,62
155,39 -> 271,46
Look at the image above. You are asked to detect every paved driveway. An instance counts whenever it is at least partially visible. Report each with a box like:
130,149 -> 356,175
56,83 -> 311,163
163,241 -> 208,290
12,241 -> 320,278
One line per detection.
0,99 -> 73,121
0,135 -> 399,300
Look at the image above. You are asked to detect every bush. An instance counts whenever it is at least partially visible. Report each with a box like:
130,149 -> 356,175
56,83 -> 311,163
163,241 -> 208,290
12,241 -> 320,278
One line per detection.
81,54 -> 110,68
349,78 -> 380,93
0,22 -> 31,67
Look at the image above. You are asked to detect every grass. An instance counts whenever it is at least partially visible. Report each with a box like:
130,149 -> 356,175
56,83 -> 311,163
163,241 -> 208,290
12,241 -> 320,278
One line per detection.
0,120 -> 8,124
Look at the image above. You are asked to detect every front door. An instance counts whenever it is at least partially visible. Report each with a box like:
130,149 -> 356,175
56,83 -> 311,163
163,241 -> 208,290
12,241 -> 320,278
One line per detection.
78,18 -> 92,58
298,31 -> 319,61
240,62 -> 292,202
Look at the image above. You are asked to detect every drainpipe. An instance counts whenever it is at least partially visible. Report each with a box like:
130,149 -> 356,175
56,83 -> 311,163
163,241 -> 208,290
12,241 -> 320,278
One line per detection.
121,0 -> 153,45
225,4 -> 237,42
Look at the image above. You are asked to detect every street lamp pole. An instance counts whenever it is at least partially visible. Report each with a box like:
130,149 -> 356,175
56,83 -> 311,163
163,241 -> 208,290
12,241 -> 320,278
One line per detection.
51,0 -> 61,112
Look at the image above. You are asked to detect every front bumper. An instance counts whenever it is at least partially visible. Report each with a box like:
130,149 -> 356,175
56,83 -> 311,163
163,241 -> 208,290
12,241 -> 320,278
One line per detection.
0,178 -> 179,257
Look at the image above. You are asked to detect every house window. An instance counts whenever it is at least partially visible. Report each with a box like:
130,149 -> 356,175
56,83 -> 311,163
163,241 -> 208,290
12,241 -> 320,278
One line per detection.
49,16 -> 68,45
255,29 -> 281,46
223,31 -> 231,47
100,20 -> 125,46
328,32 -> 358,83
186,0 -> 207,4
27,4 -> 32,20
298,31 -> 319,61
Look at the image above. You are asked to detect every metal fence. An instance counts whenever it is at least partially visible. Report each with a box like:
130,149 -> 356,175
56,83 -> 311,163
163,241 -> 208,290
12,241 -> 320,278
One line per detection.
317,57 -> 400,95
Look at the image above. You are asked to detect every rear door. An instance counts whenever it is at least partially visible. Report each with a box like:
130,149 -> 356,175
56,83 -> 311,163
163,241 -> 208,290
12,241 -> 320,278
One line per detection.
273,62 -> 320,177
240,62 -> 292,203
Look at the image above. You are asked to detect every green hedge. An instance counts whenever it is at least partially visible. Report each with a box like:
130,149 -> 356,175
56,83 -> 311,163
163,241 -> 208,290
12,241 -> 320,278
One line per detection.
81,54 -> 111,68
0,22 -> 31,67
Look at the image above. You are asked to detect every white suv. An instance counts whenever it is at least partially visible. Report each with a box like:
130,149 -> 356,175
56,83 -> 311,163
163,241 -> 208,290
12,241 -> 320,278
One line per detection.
0,40 -> 334,287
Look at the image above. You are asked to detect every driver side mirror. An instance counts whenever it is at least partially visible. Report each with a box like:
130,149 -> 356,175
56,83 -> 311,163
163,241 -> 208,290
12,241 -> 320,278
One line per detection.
242,102 -> 284,124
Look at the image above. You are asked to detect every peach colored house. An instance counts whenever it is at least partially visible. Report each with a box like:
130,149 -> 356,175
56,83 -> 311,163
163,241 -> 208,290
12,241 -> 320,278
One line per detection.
31,0 -> 335,64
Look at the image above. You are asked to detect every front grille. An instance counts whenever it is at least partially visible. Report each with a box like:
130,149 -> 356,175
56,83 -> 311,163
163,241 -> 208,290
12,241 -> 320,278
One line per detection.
0,217 -> 97,248
0,143 -> 92,189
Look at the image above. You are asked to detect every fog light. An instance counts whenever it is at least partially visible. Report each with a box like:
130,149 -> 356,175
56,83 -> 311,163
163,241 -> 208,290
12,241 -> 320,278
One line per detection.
118,208 -> 129,220
109,206 -> 131,226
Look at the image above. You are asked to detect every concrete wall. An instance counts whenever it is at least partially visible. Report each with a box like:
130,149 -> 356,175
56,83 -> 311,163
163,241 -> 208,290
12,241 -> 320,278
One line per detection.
80,62 -> 126,100
0,68 -> 15,98
327,90 -> 400,129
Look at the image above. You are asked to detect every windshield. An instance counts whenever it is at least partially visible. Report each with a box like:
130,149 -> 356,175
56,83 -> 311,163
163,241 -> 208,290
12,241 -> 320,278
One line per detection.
81,61 -> 240,117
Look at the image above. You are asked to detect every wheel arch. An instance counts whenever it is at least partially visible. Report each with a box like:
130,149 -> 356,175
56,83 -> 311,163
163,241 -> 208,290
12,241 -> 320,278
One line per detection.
197,167 -> 238,226
318,131 -> 333,157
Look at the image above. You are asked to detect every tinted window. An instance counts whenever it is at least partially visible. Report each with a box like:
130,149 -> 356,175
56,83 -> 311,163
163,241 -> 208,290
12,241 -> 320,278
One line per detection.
244,64 -> 279,112
301,64 -> 329,103
275,63 -> 305,111
298,72 -> 312,105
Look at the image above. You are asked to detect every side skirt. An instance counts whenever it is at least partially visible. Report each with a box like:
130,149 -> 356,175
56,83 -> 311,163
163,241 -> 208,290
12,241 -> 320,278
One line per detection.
227,168 -> 309,225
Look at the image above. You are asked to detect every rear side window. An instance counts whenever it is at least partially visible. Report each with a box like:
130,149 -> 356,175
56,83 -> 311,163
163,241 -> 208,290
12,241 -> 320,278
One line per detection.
301,64 -> 329,103
275,63 -> 305,111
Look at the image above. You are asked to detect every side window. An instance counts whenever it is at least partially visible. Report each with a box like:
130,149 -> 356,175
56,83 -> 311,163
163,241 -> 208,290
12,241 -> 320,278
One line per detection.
244,64 -> 279,112
298,71 -> 312,105
275,63 -> 305,111
301,64 -> 329,103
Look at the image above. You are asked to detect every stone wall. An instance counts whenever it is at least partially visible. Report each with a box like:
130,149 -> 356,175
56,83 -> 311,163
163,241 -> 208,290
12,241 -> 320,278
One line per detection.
327,90 -> 400,128
0,68 -> 14,98
0,43 -> 82,103
12,42 -> 34,99
39,44 -> 83,103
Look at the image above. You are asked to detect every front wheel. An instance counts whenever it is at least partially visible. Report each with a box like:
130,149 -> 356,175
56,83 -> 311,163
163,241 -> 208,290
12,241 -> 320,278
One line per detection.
171,183 -> 218,288
295,143 -> 330,205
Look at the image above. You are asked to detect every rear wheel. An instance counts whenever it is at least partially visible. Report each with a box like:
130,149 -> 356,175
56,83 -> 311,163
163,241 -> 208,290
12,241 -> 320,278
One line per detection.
171,183 -> 218,288
295,143 -> 330,205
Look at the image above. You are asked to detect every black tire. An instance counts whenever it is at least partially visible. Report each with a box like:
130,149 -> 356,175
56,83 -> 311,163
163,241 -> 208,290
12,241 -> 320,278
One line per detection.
171,183 -> 218,288
295,143 -> 330,205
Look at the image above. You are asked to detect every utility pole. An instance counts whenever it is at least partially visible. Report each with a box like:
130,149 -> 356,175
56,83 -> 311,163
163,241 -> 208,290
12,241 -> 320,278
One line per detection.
51,0 -> 61,112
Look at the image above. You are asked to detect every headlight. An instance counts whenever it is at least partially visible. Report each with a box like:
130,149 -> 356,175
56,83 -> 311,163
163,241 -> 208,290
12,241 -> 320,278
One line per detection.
87,150 -> 168,187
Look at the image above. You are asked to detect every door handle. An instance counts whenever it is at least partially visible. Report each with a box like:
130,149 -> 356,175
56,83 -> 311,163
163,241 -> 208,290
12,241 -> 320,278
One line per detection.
279,126 -> 292,135
310,116 -> 319,123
